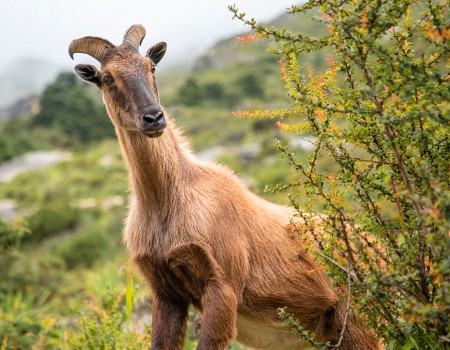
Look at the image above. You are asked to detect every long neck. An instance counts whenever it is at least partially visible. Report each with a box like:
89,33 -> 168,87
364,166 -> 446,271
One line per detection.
116,117 -> 195,211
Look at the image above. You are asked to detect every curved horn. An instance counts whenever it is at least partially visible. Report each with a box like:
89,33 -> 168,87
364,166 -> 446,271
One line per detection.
122,24 -> 146,49
68,36 -> 114,62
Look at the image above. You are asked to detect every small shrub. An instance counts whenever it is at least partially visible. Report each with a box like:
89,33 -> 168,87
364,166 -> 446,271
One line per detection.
235,73 -> 264,98
26,198 -> 79,243
55,230 -> 108,269
0,218 -> 29,252
202,82 -> 225,101
177,78 -> 202,106
0,290 -> 60,350
64,290 -> 151,350
0,219 -> 31,294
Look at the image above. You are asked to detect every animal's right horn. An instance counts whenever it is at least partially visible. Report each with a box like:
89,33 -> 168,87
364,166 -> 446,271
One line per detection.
68,36 -> 114,62
123,24 -> 146,49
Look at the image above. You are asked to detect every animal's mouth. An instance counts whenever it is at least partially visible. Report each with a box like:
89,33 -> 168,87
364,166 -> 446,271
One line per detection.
142,130 -> 165,138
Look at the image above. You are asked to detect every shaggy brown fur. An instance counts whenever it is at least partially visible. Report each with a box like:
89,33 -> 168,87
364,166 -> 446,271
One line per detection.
70,25 -> 382,350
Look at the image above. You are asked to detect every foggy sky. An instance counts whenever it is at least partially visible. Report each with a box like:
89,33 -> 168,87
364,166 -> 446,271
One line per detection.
0,0 -> 295,72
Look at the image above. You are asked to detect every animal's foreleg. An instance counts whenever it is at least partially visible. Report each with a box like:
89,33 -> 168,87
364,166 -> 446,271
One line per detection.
150,294 -> 188,350
167,243 -> 238,350
197,281 -> 237,350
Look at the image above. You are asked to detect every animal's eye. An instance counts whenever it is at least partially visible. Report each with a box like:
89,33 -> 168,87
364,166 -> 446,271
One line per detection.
103,75 -> 114,85
151,65 -> 156,74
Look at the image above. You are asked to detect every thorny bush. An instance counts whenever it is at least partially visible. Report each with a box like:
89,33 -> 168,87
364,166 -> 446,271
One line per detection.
231,0 -> 449,348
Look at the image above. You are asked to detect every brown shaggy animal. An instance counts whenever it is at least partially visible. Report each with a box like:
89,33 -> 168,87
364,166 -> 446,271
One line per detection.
69,25 -> 382,350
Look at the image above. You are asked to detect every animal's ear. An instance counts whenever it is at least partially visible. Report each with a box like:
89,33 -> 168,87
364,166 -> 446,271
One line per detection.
146,42 -> 167,64
74,64 -> 101,88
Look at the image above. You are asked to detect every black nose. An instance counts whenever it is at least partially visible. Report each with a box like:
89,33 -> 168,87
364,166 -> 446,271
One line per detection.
143,111 -> 164,124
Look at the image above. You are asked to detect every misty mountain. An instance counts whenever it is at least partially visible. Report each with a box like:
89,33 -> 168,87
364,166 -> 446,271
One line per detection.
0,58 -> 64,109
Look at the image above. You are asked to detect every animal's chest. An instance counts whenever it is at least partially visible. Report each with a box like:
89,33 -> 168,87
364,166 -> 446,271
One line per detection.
124,209 -> 179,257
132,253 -> 201,307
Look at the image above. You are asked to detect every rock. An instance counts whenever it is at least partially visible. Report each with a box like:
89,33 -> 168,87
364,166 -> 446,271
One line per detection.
0,150 -> 72,183
0,199 -> 18,221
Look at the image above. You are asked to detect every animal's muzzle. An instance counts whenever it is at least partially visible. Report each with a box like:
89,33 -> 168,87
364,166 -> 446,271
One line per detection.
141,108 -> 166,138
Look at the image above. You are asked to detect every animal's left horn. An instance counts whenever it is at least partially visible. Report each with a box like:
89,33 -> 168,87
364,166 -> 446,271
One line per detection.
68,36 -> 114,62
123,24 -> 146,49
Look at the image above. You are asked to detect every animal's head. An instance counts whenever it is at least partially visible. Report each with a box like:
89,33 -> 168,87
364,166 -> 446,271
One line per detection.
69,25 -> 167,138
